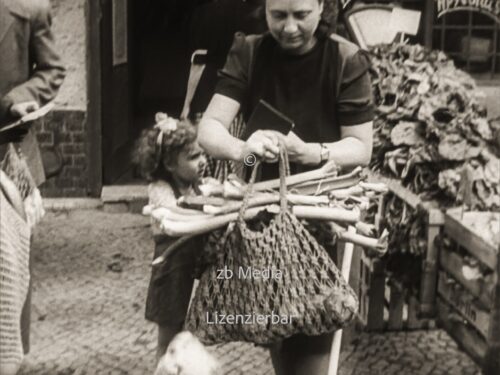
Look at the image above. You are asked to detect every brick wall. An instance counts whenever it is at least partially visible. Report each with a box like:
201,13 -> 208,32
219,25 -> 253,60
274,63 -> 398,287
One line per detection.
35,109 -> 89,197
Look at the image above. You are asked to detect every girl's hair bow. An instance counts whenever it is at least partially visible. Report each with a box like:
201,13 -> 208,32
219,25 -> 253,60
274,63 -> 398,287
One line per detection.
154,112 -> 178,147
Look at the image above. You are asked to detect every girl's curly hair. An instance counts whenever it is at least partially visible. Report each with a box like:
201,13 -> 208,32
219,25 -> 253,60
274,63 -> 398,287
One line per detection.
132,119 -> 197,181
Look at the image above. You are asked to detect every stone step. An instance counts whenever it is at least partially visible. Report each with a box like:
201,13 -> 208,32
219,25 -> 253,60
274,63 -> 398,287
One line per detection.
101,185 -> 148,213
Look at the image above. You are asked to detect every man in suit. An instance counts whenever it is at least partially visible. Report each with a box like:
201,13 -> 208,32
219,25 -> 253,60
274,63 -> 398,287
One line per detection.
0,0 -> 66,186
0,0 -> 65,355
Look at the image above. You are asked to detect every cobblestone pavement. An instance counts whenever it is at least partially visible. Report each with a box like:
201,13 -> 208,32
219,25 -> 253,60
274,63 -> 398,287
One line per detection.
17,210 -> 481,375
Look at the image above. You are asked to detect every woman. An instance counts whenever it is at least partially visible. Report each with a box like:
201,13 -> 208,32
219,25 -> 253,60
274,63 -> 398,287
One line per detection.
197,0 -> 374,373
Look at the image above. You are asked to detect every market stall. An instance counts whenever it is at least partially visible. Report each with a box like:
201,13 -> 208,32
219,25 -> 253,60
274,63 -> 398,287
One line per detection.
437,210 -> 499,373
340,2 -> 500,372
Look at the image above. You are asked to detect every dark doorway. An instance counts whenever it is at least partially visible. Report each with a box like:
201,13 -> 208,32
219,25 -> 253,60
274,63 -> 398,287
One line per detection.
100,0 -> 266,184
101,0 -> 196,184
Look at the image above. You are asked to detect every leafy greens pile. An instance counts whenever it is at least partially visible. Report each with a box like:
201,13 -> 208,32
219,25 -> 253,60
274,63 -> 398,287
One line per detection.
368,43 -> 500,292
369,43 -> 500,211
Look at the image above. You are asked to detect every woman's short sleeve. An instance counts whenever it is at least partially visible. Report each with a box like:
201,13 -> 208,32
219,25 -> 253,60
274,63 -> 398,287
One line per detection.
337,50 -> 375,126
214,32 -> 253,104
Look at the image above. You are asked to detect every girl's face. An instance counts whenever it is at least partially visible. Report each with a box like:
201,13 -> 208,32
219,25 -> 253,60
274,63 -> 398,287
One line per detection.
265,0 -> 323,55
165,141 -> 207,185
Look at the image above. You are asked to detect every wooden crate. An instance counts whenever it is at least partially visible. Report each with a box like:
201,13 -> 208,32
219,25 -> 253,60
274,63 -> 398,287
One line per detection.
336,241 -> 372,341
444,209 -> 498,269
437,299 -> 489,365
368,172 -> 445,318
357,250 -> 372,327
439,246 -> 496,310
334,227 -> 416,333
363,257 -> 434,331
437,209 -> 500,373
437,271 -> 490,338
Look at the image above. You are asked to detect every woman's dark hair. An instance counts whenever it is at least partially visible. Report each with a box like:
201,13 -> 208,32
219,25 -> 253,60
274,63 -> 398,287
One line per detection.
318,0 -> 339,35
132,120 -> 197,182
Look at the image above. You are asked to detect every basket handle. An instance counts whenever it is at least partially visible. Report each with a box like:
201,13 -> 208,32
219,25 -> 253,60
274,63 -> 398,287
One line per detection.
237,143 -> 290,224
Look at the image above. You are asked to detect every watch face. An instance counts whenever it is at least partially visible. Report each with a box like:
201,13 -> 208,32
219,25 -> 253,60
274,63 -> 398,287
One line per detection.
321,146 -> 329,162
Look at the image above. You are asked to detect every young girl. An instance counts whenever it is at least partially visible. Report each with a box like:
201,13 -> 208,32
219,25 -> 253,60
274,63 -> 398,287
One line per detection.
133,113 -> 207,362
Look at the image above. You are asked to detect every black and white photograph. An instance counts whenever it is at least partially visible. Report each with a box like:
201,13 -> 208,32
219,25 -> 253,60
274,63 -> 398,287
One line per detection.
1,0 -> 499,374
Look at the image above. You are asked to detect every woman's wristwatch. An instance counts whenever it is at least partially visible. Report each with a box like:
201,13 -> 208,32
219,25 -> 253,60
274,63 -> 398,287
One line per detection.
319,143 -> 330,164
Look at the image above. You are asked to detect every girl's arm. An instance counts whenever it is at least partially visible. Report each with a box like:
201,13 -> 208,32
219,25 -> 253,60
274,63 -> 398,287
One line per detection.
198,94 -> 280,162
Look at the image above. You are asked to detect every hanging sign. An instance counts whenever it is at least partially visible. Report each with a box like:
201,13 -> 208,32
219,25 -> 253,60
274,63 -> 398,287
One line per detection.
435,0 -> 500,22
389,8 -> 421,36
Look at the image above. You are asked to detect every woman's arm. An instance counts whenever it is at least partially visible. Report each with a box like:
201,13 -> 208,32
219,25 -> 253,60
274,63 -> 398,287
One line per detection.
331,121 -> 373,167
197,94 -> 244,161
198,94 -> 281,162
281,121 -> 373,169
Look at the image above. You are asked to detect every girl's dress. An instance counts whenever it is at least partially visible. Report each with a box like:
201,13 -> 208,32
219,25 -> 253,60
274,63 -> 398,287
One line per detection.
145,180 -> 201,326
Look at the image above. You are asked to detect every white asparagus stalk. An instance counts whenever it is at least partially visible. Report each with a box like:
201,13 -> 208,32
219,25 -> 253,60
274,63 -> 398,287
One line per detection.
288,194 -> 330,205
328,185 -> 364,199
160,213 -> 384,252
328,222 -> 387,255
168,205 -> 210,216
291,174 -> 363,196
198,183 -> 224,197
329,222 -> 378,248
223,180 -> 245,199
161,205 -> 358,236
203,193 -> 277,215
291,166 -> 363,188
292,206 -> 360,223
359,181 -> 389,193
253,161 -> 339,191
145,205 -> 211,220
203,193 -> 330,215
178,195 -> 227,207
142,204 -> 153,216
153,207 -> 213,222
160,205 -> 280,236
355,222 -> 376,237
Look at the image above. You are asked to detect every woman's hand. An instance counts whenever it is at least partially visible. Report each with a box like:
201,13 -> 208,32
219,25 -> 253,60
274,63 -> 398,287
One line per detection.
278,131 -> 321,165
240,130 -> 281,163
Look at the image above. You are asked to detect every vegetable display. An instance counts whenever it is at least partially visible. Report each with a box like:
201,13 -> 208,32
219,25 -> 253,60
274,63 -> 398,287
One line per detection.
369,43 -> 500,210
368,43 -> 500,292
144,166 -> 389,266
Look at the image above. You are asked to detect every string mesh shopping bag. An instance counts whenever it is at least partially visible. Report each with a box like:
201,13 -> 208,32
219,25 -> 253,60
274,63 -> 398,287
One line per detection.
185,147 -> 358,345
1,143 -> 45,227
0,188 -> 31,374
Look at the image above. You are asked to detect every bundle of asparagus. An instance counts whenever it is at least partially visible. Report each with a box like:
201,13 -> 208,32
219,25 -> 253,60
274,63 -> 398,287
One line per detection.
144,163 -> 389,265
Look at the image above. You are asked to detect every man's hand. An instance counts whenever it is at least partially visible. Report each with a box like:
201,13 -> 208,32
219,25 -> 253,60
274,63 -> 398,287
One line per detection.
10,101 -> 40,118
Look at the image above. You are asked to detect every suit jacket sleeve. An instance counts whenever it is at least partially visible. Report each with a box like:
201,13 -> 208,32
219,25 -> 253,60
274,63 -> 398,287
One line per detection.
1,0 -> 66,111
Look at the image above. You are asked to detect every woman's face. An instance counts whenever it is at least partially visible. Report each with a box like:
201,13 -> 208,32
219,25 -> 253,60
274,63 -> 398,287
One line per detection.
265,0 -> 323,55
165,141 -> 206,185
